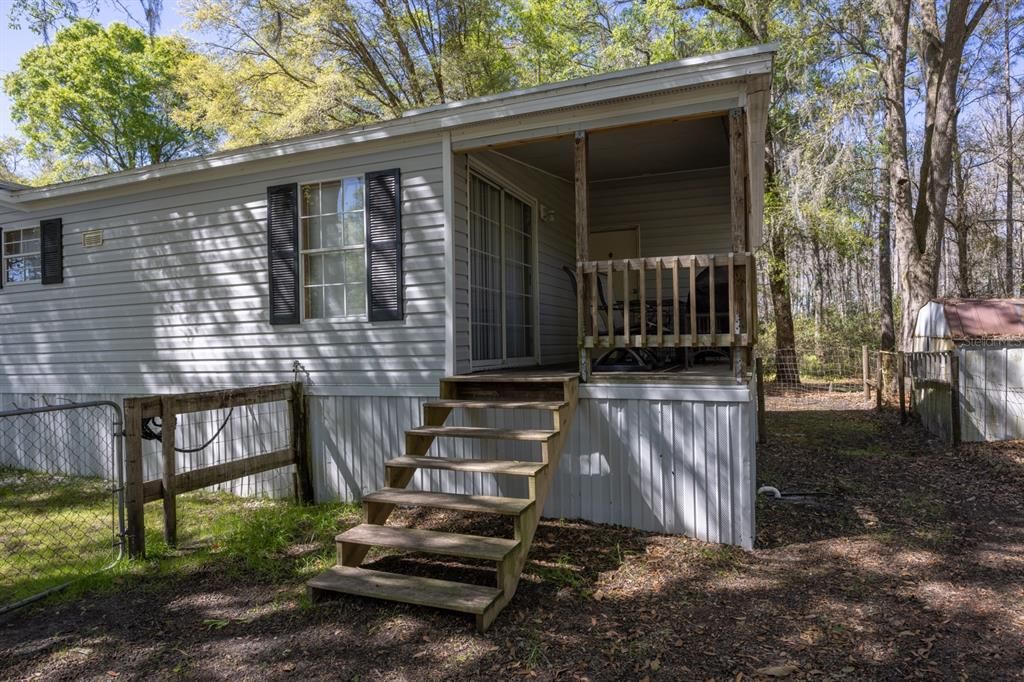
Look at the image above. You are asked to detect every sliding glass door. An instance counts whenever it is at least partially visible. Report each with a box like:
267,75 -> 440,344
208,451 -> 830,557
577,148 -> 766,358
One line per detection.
469,173 -> 535,368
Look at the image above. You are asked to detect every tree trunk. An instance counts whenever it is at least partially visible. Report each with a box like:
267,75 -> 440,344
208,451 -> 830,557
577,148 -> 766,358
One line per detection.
885,0 -> 990,349
767,220 -> 800,384
879,164 -> 895,351
1006,0 -> 1016,295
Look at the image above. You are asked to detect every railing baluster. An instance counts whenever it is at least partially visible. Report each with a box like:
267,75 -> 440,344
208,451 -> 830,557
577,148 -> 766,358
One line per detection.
638,259 -> 646,347
747,253 -> 756,345
728,253 -> 735,346
672,258 -> 680,347
622,261 -> 630,347
689,255 -> 697,347
590,266 -> 599,346
708,255 -> 717,347
656,258 -> 663,347
606,260 -> 614,348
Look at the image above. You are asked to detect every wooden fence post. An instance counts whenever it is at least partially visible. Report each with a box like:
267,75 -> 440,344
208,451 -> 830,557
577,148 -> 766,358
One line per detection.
290,381 -> 315,504
755,357 -> 766,444
123,398 -> 146,558
897,352 -> 907,424
875,352 -> 883,410
950,354 -> 962,447
161,397 -> 178,546
862,345 -> 870,399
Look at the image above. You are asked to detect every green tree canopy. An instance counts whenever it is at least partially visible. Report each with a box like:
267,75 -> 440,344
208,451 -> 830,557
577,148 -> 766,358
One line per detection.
4,19 -> 215,173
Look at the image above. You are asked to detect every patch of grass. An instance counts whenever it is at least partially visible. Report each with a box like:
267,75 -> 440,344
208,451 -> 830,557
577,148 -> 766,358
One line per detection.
2,466 -> 360,609
528,554 -> 584,589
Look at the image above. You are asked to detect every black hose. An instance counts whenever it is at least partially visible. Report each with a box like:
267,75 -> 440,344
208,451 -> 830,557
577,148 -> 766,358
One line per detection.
140,407 -> 235,453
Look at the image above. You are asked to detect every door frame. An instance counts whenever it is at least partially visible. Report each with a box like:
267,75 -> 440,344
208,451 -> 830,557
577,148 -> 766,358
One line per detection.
466,159 -> 541,370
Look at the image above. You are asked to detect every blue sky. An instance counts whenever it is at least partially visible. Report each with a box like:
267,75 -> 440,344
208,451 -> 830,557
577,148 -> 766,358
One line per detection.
0,0 -> 190,137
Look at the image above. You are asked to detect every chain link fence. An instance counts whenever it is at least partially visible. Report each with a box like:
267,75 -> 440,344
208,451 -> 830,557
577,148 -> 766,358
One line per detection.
0,400 -> 124,613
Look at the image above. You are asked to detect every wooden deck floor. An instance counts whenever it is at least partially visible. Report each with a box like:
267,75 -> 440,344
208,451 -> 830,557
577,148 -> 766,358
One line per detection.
457,362 -> 742,385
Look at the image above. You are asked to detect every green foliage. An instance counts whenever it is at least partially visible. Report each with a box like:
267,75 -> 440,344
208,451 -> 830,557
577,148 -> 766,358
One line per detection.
4,19 -> 215,172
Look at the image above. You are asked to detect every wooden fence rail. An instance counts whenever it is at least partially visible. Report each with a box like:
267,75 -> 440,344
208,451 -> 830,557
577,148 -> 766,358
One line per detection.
123,382 -> 312,558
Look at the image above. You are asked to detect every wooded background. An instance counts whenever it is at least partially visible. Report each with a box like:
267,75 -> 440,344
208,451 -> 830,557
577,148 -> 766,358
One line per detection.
1,0 -> 1018,359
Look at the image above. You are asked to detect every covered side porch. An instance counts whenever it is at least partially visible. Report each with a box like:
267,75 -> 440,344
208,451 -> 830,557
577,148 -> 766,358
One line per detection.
446,73 -> 769,383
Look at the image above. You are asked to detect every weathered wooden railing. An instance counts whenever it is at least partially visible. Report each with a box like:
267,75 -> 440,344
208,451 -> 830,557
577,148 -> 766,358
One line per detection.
578,252 -> 756,349
123,382 -> 313,558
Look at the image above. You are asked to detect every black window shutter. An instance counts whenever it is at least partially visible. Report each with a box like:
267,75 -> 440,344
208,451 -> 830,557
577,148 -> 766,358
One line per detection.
40,218 -> 63,285
267,183 -> 300,325
365,169 -> 403,322
0,227 -> 3,289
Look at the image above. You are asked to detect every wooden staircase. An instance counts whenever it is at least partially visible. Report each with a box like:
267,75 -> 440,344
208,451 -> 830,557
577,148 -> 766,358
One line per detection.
308,373 -> 579,631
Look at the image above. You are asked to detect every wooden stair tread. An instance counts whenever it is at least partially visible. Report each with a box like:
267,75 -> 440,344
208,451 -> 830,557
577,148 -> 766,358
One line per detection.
364,487 -> 533,515
442,374 -> 578,383
338,524 -> 518,561
407,425 -> 556,441
308,565 -> 500,615
386,455 -> 546,476
425,399 -> 567,411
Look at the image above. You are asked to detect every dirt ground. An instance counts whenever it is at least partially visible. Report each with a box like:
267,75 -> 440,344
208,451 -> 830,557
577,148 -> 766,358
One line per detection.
2,392 -> 1023,681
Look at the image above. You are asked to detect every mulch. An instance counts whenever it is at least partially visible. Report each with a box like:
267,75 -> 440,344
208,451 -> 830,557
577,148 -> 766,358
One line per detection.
2,393 -> 1023,681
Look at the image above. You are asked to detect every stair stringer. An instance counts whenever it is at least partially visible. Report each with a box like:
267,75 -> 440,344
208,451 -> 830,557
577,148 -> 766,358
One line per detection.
477,378 -> 578,631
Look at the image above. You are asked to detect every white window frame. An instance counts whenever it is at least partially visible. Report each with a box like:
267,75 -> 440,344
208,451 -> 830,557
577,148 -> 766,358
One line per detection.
298,177 -> 368,321
2,226 -> 42,286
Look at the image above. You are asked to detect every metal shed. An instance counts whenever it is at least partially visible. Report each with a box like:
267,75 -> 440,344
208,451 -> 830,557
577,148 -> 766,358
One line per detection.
914,299 -> 1024,441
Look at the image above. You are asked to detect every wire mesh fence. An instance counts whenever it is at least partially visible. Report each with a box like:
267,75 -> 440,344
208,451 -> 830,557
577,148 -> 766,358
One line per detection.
759,346 -> 870,399
0,400 -> 124,613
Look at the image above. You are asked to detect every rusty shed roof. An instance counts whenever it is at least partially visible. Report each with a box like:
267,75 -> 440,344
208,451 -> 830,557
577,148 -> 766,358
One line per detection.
939,298 -> 1024,340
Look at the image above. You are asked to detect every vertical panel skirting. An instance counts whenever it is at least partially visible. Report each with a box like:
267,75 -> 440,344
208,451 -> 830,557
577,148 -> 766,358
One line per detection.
3,387 -> 757,547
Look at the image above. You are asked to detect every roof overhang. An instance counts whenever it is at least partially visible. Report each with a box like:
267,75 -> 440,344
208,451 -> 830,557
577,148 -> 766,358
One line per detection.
2,43 -> 775,207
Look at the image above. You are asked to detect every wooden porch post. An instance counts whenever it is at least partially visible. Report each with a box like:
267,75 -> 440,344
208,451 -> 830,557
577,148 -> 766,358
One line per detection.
729,108 -> 749,380
575,130 -> 591,381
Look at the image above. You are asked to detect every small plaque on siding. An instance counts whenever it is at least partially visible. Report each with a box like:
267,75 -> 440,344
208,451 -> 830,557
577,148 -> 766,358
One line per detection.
82,230 -> 103,248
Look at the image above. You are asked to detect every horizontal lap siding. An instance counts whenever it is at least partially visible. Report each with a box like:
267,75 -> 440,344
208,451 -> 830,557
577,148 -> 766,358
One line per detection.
590,167 -> 732,255
0,140 -> 447,394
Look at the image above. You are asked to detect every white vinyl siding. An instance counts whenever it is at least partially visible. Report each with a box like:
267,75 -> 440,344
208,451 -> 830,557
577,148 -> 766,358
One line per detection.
0,138 -> 447,394
590,166 -> 733,255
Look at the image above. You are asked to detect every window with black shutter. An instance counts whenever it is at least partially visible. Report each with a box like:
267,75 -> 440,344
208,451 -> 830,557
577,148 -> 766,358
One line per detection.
365,169 -> 403,322
267,183 -> 300,325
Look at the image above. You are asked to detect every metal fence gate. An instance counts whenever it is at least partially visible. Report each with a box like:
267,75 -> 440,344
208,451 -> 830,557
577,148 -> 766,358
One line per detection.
0,400 -> 124,613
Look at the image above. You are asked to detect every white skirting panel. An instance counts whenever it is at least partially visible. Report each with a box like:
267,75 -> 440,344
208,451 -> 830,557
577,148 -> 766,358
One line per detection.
1,385 -> 757,548
307,386 -> 756,548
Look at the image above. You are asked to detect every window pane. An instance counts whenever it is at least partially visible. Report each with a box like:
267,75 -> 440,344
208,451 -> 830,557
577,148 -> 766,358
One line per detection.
343,250 -> 365,283
4,240 -> 20,256
303,217 -> 321,250
7,255 -> 40,283
3,231 -> 16,247
305,286 -> 324,319
323,253 -> 344,285
23,239 -> 40,255
343,177 -> 363,212
343,212 -> 364,246
321,181 -> 341,215
347,283 -> 366,316
324,285 -> 346,318
301,184 -> 320,217
322,214 -> 343,249
24,227 -> 39,240
304,254 -> 323,285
